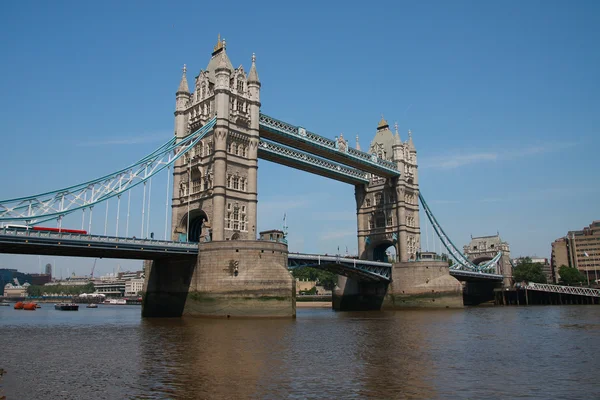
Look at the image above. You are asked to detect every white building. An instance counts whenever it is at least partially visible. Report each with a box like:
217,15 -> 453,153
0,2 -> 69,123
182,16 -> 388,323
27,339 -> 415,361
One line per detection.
125,278 -> 144,297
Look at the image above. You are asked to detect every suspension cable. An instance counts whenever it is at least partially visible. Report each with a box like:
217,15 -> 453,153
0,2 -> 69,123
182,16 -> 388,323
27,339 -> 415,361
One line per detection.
104,200 -> 109,236
146,177 -> 152,239
164,166 -> 170,240
126,190 -> 131,237
141,180 -> 147,238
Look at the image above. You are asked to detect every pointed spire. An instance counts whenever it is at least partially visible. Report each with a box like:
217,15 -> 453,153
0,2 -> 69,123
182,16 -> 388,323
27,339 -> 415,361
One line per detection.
394,121 -> 401,144
177,64 -> 189,93
408,129 -> 415,150
212,33 -> 225,55
248,52 -> 260,84
356,134 -> 361,151
377,114 -> 389,130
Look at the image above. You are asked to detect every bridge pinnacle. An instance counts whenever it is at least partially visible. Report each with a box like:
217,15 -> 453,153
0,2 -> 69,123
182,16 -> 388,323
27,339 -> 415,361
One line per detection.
394,122 -> 401,144
177,63 -> 190,93
356,135 -> 361,150
248,52 -> 260,84
377,114 -> 389,130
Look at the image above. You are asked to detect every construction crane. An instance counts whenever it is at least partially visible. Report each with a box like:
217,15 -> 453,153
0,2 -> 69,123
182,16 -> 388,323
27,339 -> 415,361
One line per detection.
90,259 -> 97,278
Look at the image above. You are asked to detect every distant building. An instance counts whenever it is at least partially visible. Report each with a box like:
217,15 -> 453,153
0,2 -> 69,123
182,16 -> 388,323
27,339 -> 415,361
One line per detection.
0,269 -> 34,289
45,263 -> 52,277
260,230 -> 286,243
296,279 -> 316,294
4,282 -> 30,297
125,278 -> 144,297
552,220 -> 600,284
513,257 -> 554,283
29,273 -> 52,286
463,234 -> 512,280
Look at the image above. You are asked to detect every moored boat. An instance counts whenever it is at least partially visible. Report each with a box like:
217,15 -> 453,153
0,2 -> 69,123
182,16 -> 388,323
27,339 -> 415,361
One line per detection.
23,303 -> 37,311
14,301 -> 24,310
0,301 -> 10,307
86,303 -> 98,308
54,303 -> 79,311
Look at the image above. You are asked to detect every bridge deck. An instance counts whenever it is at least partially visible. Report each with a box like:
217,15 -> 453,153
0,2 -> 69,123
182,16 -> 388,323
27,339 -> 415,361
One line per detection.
526,282 -> 600,297
0,229 -> 197,260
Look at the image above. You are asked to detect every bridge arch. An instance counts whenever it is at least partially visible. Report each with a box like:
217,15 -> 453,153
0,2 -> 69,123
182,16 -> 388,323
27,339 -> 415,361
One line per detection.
178,209 -> 209,242
472,256 -> 493,266
370,240 -> 397,263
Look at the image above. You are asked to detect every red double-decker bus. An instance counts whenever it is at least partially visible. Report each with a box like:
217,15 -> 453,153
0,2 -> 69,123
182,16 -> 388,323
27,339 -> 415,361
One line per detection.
2,224 -> 87,235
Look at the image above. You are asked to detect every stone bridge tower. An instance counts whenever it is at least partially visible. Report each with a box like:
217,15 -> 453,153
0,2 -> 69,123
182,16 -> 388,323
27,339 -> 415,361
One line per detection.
355,117 -> 420,262
171,36 -> 260,242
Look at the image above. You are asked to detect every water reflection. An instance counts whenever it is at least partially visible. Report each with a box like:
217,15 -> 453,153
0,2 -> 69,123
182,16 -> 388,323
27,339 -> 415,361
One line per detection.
1,305 -> 600,399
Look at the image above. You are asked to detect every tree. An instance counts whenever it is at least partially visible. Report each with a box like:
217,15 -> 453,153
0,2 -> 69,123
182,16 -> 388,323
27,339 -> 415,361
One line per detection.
512,257 -> 547,284
558,265 -> 586,286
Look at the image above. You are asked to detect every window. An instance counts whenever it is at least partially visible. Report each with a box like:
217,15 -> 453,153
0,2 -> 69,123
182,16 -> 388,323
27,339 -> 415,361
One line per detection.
237,79 -> 244,92
237,101 -> 244,112
376,212 -> 385,228
233,176 -> 240,190
192,179 -> 201,193
240,179 -> 246,192
366,198 -> 371,207
242,146 -> 247,157
387,217 -> 393,226
369,217 -> 374,229
375,193 -> 382,205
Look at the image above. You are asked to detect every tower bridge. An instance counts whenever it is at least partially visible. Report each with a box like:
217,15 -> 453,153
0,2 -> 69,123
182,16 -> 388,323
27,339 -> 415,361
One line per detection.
0,36 -> 506,317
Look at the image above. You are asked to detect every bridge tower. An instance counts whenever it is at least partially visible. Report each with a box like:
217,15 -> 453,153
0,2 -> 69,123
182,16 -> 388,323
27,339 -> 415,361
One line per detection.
355,118 -> 420,262
171,36 -> 260,243
143,37 -> 294,318
464,234 -> 512,286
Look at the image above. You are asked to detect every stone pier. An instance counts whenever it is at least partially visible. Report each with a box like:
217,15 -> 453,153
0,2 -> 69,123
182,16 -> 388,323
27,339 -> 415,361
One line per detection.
184,240 -> 295,317
333,260 -> 463,311
383,261 -> 463,308
143,240 -> 295,318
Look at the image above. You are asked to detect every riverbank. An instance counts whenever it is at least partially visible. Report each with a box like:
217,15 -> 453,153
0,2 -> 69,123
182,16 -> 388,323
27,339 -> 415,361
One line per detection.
296,301 -> 332,308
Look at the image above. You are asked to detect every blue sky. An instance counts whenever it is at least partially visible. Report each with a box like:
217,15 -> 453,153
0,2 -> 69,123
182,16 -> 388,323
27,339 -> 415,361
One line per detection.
0,1 -> 598,276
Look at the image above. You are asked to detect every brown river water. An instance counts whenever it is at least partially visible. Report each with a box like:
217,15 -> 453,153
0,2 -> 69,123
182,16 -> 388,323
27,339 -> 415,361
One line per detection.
1,304 -> 599,399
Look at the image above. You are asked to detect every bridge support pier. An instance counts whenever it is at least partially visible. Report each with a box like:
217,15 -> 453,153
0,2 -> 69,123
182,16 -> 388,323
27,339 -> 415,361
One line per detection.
183,240 -> 295,318
462,281 -> 502,305
383,261 -> 463,309
142,258 -> 197,317
333,276 -> 388,311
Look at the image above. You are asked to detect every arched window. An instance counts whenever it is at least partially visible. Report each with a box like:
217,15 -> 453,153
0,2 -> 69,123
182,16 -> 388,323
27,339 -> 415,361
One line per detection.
375,193 -> 382,205
233,176 -> 240,190
243,146 -> 247,157
376,212 -> 385,228
201,84 -> 206,98
227,175 -> 232,189
237,78 -> 244,92
240,178 -> 246,192
230,142 -> 236,154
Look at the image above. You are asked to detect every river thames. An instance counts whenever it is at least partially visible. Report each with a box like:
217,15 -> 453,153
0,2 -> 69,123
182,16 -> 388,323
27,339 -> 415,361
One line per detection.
0,305 -> 598,399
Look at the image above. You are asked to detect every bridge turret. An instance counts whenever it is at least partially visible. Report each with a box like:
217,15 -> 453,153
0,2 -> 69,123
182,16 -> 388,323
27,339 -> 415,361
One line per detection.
174,64 -> 191,139
392,122 -> 403,162
246,53 -> 261,239
211,38 -> 232,241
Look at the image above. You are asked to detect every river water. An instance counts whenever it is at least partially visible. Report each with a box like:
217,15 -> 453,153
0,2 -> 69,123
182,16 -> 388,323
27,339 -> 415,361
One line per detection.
0,304 -> 599,399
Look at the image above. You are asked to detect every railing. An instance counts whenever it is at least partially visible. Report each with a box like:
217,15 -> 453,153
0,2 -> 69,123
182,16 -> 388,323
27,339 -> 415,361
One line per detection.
526,282 -> 600,297
0,228 -> 198,249
288,253 -> 392,268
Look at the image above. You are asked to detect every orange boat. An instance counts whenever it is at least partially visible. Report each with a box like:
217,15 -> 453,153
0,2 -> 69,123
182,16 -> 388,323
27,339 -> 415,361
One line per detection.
23,303 -> 37,311
14,301 -> 24,310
